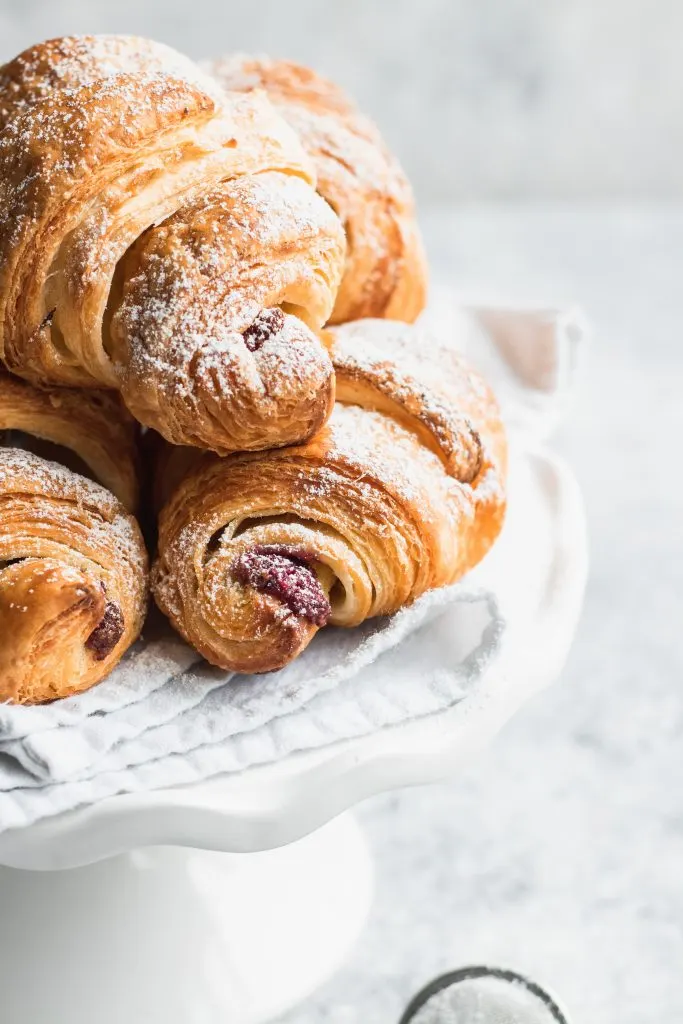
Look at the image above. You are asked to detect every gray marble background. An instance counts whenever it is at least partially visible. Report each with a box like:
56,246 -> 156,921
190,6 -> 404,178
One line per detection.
0,0 -> 677,199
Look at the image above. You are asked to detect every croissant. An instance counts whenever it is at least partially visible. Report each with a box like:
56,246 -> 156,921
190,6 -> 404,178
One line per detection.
0,366 -> 140,512
0,35 -> 345,454
207,55 -> 428,325
152,319 -> 506,674
0,370 -> 148,704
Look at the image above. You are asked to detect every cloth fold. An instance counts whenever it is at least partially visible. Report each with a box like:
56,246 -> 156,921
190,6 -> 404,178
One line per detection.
0,297 -> 587,834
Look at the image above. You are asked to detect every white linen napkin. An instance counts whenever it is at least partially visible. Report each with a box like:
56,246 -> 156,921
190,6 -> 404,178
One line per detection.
0,296 -> 587,834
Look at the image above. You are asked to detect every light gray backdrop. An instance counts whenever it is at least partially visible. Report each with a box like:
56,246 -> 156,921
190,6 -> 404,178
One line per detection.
0,0 -> 675,200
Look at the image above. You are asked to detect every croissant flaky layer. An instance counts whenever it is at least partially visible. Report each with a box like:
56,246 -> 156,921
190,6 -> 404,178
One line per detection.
0,448 -> 148,704
0,34 -> 222,129
0,368 -> 140,512
153,320 -> 506,674
0,35 -> 345,453
207,55 -> 428,325
112,170 -> 343,452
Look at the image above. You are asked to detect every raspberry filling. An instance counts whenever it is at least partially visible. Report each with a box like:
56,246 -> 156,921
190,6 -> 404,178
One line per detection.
232,544 -> 331,627
86,600 -> 125,660
242,308 -> 286,352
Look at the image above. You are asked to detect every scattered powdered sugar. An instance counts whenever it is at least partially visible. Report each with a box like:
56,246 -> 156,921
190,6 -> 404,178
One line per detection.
0,38 -> 338,441
208,54 -> 408,201
0,70 -> 211,187
0,446 -> 116,506
0,34 -> 231,296
0,34 -> 221,129
0,560 -> 93,616
115,172 -> 339,431
0,68 -> 220,322
327,318 -> 504,488
206,55 -> 417,315
0,448 -> 145,573
331,318 -> 491,408
322,404 -> 450,523
330,320 -> 487,484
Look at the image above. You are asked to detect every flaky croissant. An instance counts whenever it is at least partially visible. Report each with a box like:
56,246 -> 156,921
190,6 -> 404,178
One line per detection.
207,55 -> 428,325
0,370 -> 148,704
0,35 -> 345,455
0,367 -> 140,512
152,320 -> 506,674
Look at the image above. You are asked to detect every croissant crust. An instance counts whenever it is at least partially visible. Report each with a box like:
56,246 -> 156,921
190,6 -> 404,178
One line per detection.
0,35 -> 345,454
152,319 -> 506,674
0,368 -> 140,511
0,447 -> 148,704
207,55 -> 428,325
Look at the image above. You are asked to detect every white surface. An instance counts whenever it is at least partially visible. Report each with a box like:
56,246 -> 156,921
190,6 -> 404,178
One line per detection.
0,447 -> 586,870
0,812 -> 373,1024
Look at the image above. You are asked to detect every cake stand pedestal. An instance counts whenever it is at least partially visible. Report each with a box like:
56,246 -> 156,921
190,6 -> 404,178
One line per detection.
0,449 -> 587,1024
0,813 -> 371,1024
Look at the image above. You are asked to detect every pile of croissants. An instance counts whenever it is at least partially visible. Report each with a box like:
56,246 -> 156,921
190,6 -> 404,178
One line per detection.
0,35 -> 507,705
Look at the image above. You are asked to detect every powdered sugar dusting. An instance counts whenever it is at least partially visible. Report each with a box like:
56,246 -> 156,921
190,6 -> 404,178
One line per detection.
242,307 -> 285,352
208,54 -> 408,203
321,404 -> 453,524
0,35 -> 228,385
331,317 -> 492,410
113,171 -> 340,447
0,34 -> 221,129
0,448 -> 145,574
328,318 -> 506,491
206,54 -> 421,319
0,37 -> 337,453
0,66 -> 218,353
329,320 -> 487,484
0,70 -> 213,211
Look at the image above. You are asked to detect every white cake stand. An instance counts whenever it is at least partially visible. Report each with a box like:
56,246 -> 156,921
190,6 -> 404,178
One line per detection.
0,448 -> 587,1024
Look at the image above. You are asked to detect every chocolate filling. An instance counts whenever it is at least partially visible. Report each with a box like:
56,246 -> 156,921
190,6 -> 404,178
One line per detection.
242,308 -> 285,352
85,600 -> 125,660
0,430 -> 97,483
231,544 -> 331,627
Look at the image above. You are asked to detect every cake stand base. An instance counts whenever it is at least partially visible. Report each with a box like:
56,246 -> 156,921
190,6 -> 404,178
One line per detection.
0,811 -> 372,1024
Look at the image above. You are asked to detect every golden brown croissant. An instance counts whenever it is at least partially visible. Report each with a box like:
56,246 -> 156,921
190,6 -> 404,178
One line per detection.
0,370 -> 148,703
152,319 -> 506,674
207,55 -> 428,325
0,35 -> 345,454
0,368 -> 140,512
